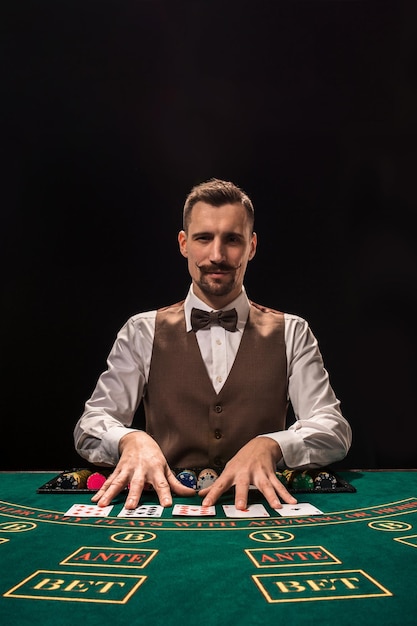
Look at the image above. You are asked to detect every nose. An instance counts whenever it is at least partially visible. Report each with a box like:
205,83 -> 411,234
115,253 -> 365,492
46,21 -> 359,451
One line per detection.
209,238 -> 226,264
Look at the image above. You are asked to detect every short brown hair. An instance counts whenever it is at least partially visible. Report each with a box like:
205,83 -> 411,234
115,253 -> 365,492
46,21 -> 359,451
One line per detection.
183,178 -> 255,232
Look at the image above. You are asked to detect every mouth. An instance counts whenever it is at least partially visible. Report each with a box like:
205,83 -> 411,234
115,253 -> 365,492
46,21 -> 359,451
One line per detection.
200,265 -> 234,274
203,270 -> 231,280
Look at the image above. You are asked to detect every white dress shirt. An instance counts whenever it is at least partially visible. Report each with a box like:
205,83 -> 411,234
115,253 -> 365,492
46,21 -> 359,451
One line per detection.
74,286 -> 352,469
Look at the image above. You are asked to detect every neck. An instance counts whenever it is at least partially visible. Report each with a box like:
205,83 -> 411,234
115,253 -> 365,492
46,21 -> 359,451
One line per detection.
192,284 -> 242,310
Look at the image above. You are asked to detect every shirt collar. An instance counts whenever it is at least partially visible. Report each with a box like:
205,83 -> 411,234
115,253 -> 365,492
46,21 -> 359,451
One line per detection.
184,285 -> 250,332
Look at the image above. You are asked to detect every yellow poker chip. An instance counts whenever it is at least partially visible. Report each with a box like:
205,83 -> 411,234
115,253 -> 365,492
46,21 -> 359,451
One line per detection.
56,469 -> 92,490
282,469 -> 295,486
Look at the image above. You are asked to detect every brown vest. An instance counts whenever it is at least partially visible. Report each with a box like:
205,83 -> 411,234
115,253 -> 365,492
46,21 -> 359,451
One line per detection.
143,301 -> 288,468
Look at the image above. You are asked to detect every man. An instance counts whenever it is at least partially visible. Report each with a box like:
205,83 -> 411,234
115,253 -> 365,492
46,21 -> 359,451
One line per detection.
74,178 -> 351,511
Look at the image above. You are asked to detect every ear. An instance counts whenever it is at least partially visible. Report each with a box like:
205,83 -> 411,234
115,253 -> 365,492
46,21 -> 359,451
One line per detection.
178,230 -> 188,258
248,232 -> 257,261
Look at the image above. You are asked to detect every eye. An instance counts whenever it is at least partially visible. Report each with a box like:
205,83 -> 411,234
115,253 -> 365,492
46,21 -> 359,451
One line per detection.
227,234 -> 243,244
193,233 -> 213,242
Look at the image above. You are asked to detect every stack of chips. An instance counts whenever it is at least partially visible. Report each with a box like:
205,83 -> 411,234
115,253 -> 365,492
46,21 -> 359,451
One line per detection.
291,470 -> 315,491
175,469 -> 198,489
282,469 -> 296,487
312,469 -> 338,490
174,468 -> 219,491
279,468 -> 338,491
55,469 -> 92,490
196,468 -> 218,490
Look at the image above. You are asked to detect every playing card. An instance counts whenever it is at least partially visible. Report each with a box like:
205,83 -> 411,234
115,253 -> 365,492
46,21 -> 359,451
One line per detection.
64,503 -> 114,517
274,502 -> 324,516
172,504 -> 216,516
117,504 -> 164,518
222,504 -> 270,518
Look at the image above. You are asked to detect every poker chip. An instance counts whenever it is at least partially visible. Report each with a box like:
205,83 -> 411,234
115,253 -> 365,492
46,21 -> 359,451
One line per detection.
282,469 -> 295,487
291,470 -> 314,491
313,470 -> 337,490
56,469 -> 92,490
197,468 -> 218,490
176,469 -> 198,489
280,468 -> 339,491
86,472 -> 108,491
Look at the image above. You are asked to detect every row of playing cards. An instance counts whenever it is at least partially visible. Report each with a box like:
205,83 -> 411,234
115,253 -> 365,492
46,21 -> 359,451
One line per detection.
64,502 -> 323,518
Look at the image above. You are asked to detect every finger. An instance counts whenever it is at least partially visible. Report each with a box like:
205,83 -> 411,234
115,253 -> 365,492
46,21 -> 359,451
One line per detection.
257,482 -> 283,510
201,476 -> 232,506
91,485 -> 122,506
90,472 -> 114,502
92,476 -> 127,507
258,478 -> 298,509
91,485 -> 106,503
233,480 -> 251,510
168,474 -> 198,497
123,478 -> 146,510
153,476 -> 174,507
271,475 -> 298,505
277,490 -> 298,505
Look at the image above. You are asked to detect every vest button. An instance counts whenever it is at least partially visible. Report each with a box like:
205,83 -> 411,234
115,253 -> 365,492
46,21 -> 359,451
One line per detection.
214,429 -> 222,439
214,405 -> 222,413
214,456 -> 222,466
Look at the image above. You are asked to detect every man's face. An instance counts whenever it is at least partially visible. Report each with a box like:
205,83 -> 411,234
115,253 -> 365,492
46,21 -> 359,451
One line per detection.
178,201 -> 257,307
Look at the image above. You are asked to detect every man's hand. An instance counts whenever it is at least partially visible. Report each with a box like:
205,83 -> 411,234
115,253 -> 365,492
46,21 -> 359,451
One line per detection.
198,436 -> 298,510
91,431 -> 196,509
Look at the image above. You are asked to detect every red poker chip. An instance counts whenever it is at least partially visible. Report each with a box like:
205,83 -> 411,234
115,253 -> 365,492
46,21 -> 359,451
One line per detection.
86,472 -> 107,490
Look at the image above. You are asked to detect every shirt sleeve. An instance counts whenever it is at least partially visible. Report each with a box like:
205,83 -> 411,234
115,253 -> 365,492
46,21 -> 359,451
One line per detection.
262,314 -> 352,469
73,313 -> 155,466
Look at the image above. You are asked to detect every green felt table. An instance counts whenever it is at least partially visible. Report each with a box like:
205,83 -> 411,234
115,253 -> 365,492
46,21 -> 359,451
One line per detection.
1,470 -> 417,626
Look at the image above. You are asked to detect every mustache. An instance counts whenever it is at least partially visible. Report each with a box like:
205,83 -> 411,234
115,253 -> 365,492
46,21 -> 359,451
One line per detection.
195,262 -> 242,272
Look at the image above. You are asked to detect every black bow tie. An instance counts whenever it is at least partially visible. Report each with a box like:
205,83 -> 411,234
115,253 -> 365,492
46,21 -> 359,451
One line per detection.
190,307 -> 238,332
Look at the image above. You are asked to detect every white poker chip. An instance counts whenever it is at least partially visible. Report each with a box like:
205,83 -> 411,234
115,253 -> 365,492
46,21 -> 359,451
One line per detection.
313,471 -> 337,490
197,468 -> 218,490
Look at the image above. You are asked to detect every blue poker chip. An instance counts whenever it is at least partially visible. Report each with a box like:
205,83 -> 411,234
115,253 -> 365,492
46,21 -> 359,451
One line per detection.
197,468 -> 218,490
176,470 -> 198,489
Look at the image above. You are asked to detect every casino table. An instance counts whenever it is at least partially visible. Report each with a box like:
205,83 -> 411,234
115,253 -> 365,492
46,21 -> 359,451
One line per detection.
1,469 -> 416,626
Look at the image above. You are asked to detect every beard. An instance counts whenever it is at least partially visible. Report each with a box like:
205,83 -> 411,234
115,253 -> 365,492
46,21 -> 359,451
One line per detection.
194,261 -> 242,298
196,269 -> 236,298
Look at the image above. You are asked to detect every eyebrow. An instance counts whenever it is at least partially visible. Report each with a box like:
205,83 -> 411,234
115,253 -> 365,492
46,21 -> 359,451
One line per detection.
191,231 -> 246,240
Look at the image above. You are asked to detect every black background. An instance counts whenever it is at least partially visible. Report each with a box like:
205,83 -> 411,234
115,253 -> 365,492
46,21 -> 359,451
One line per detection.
2,0 -> 416,471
